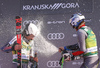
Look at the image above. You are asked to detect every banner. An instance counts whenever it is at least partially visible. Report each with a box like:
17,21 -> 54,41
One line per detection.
21,0 -> 93,15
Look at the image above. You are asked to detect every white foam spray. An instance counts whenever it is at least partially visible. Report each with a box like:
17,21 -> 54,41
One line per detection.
34,21 -> 58,57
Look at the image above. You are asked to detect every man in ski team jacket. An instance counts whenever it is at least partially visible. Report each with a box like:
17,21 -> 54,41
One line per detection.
59,13 -> 99,68
1,23 -> 39,68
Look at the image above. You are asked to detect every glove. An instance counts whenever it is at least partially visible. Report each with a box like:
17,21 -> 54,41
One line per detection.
59,52 -> 74,65
63,51 -> 84,61
63,52 -> 73,61
30,56 -> 38,63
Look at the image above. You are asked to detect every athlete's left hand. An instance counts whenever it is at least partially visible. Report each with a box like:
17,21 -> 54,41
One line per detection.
33,57 -> 38,62
63,53 -> 72,61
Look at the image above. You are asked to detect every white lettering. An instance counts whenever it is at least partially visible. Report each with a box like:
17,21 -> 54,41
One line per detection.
47,21 -> 65,24
23,3 -> 80,10
27,5 -> 31,10
75,2 -> 79,8
61,3 -> 66,8
44,4 -> 49,9
31,5 -> 35,10
66,3 -> 71,8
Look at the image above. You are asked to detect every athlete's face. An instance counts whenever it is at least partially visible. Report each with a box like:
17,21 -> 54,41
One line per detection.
25,34 -> 35,40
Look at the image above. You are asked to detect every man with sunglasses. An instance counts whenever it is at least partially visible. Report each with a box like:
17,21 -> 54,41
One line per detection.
59,13 -> 99,68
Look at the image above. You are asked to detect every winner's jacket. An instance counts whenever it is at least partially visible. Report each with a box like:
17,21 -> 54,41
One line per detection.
80,26 -> 98,57
1,36 -> 35,63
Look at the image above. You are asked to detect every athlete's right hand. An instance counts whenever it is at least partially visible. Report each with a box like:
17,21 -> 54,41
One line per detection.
58,47 -> 64,53
14,44 -> 22,50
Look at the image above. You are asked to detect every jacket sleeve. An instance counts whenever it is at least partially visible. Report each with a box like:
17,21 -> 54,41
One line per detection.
66,29 -> 87,57
1,36 -> 17,53
77,29 -> 87,52
64,43 -> 84,56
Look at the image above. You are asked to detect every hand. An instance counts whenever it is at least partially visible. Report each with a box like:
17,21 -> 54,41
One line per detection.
33,57 -> 38,62
58,47 -> 64,53
63,53 -> 71,61
64,55 -> 71,61
14,44 -> 22,50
